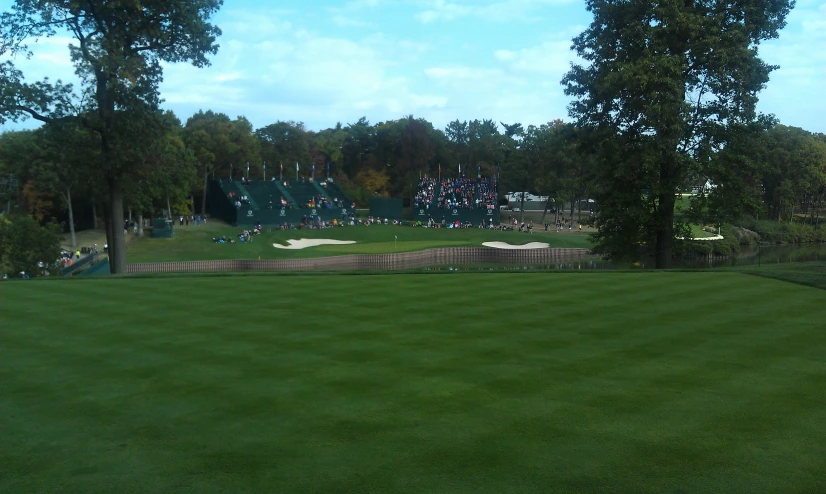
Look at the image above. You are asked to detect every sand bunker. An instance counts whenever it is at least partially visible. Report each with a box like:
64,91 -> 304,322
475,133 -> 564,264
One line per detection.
273,239 -> 356,250
482,241 -> 550,250
676,235 -> 724,241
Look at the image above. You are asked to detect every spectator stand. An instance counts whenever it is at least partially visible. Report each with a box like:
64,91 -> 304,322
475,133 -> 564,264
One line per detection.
209,178 -> 355,227
412,176 -> 499,226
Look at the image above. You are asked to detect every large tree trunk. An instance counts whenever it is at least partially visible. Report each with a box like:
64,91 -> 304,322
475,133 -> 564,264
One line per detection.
138,213 -> 144,238
108,178 -> 127,274
65,186 -> 77,249
541,194 -> 553,224
519,192 -> 526,223
104,202 -> 113,269
91,192 -> 99,230
166,192 -> 172,218
201,163 -> 209,220
655,192 -> 676,269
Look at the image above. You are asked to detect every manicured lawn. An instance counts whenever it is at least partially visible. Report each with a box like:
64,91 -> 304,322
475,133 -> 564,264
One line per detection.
736,261 -> 826,290
125,221 -> 593,263
2,272 -> 825,493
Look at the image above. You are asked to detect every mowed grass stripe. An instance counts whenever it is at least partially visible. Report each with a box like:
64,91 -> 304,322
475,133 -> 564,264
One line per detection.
2,273 -> 826,493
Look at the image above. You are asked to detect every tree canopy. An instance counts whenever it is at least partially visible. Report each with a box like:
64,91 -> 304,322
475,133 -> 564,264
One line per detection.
0,0 -> 223,273
563,0 -> 793,267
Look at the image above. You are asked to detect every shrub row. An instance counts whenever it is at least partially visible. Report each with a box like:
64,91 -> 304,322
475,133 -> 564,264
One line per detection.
736,220 -> 826,244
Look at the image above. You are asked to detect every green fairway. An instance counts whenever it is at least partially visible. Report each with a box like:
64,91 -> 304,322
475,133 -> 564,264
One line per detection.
2,273 -> 825,493
125,221 -> 592,263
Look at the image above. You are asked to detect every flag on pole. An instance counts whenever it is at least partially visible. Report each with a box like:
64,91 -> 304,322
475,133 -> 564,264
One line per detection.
280,162 -> 283,171
312,163 -> 315,176
296,162 -> 299,171
458,163 -> 462,176
263,162 -> 266,170
326,162 -> 330,175
477,165 -> 481,178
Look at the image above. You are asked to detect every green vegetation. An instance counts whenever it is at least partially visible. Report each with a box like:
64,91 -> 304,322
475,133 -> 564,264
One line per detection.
0,214 -> 62,277
125,221 -> 592,263
563,0 -> 795,268
735,261 -> 826,291
737,219 -> 826,244
2,272 -> 825,493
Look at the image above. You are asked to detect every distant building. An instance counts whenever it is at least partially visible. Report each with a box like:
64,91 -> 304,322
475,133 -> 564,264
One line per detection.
690,179 -> 716,195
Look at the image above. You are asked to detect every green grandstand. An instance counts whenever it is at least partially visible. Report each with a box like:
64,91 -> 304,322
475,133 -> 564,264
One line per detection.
211,177 -> 501,227
413,177 -> 499,225
209,179 -> 354,226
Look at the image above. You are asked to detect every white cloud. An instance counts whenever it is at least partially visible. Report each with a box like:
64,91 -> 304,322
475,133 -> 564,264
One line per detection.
158,11 -> 448,128
493,39 -> 575,75
331,15 -> 373,27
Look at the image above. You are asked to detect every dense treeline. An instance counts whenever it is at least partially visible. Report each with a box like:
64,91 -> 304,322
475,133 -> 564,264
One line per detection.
2,114 -> 824,238
0,114 -> 600,230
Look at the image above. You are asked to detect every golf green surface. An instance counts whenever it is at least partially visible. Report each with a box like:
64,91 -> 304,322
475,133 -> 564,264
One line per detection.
2,272 -> 825,493
125,222 -> 592,263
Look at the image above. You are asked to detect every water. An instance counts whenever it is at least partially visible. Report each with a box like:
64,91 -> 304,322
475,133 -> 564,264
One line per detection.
423,244 -> 826,272
663,243 -> 826,269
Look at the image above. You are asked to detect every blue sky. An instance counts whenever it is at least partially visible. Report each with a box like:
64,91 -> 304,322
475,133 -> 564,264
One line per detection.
1,0 -> 824,133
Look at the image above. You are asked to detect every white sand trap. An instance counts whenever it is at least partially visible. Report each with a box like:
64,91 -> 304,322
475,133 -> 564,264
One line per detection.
482,241 -> 550,250
678,235 -> 724,241
273,239 -> 356,250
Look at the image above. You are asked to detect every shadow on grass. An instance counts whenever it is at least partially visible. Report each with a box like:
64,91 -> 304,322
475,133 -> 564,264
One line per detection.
731,262 -> 826,291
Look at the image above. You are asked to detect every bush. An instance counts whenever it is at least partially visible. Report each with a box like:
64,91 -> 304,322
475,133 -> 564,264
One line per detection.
730,226 -> 760,246
0,214 -> 62,277
736,219 -> 826,244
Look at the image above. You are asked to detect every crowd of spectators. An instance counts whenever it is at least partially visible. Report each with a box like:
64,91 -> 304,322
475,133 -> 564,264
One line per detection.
413,176 -> 498,210
414,177 -> 437,209
476,178 -> 497,209
227,191 -> 251,208
212,223 -> 263,244
306,195 -> 333,209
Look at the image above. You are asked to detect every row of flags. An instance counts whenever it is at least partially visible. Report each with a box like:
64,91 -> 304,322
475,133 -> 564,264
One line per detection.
438,163 -> 501,177
241,161 -> 501,178
240,162 -> 332,173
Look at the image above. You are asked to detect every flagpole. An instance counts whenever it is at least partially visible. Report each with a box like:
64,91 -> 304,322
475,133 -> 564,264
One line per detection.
263,161 -> 266,181
280,162 -> 283,182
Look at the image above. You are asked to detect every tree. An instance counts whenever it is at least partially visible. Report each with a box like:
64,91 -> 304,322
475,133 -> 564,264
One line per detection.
0,214 -> 61,277
31,122 -> 99,248
256,121 -> 311,178
563,0 -> 793,268
1,0 -> 222,273
121,111 -> 196,233
761,125 -> 826,223
183,111 -> 258,216
0,130 -> 39,216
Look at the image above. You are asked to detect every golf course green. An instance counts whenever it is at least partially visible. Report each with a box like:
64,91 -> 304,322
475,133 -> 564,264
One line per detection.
124,221 -> 593,263
2,271 -> 824,493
